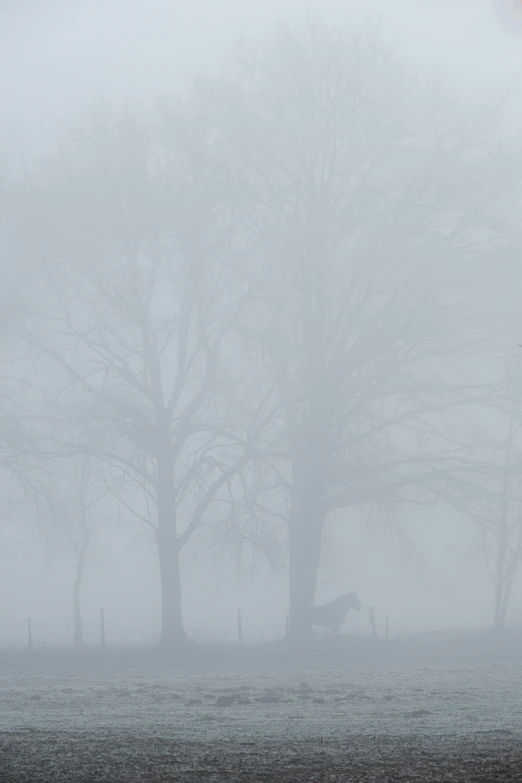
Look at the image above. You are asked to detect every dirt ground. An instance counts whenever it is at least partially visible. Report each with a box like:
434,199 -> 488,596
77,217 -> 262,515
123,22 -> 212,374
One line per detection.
2,730 -> 522,782
1,633 -> 522,781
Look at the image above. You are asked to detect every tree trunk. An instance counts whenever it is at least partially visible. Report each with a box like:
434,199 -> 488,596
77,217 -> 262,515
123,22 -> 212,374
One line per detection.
288,514 -> 323,643
73,526 -> 88,648
493,526 -> 508,631
156,443 -> 187,649
73,577 -> 83,648
493,476 -> 511,631
154,417 -> 189,650
498,508 -> 522,630
493,420 -> 515,632
287,441 -> 326,644
157,525 -> 187,649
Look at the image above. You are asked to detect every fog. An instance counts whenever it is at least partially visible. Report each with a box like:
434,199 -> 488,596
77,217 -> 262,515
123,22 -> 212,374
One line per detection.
2,2 -> 522,779
1,0 -> 521,644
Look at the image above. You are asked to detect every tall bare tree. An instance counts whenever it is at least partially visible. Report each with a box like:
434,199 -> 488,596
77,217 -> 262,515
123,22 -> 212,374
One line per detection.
9,104 -> 265,650
211,20 -> 520,640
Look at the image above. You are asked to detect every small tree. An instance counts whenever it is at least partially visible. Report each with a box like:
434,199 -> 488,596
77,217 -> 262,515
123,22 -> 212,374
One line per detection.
467,362 -> 522,631
47,455 -> 111,648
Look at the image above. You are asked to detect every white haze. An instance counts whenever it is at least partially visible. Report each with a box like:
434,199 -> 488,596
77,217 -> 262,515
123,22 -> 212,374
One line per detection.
1,0 -> 522,647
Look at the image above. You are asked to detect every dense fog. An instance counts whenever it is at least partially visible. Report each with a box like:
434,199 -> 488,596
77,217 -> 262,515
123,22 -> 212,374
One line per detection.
1,0 -> 522,650
4,3 -> 522,783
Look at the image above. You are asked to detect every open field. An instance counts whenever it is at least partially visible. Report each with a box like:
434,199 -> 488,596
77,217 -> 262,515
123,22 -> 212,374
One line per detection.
1,632 -> 522,781
2,731 -> 522,782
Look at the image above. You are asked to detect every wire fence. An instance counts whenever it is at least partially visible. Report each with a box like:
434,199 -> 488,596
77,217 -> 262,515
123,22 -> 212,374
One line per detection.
0,614 -> 288,649
0,606 -> 385,649
0,616 -> 162,649
0,617 -> 71,649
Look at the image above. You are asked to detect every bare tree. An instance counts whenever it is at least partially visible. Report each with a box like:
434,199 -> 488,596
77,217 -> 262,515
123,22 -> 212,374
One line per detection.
10,103 -> 264,650
4,22 -> 520,649
211,20 -> 520,640
44,455 -> 112,648
457,360 -> 522,631
491,406 -> 522,631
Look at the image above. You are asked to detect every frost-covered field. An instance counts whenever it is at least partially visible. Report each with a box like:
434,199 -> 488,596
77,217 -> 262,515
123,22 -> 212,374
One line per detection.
3,663 -> 522,737
1,658 -> 522,780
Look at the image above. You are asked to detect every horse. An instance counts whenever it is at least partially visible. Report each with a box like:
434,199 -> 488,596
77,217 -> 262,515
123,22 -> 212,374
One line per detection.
311,591 -> 361,634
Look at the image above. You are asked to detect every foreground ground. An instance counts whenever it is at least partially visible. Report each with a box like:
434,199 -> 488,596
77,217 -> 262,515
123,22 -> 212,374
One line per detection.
2,731 -> 522,782
1,633 -> 522,781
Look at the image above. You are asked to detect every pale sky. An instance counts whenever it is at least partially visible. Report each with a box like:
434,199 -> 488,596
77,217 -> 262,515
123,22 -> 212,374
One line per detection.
2,0 -> 521,155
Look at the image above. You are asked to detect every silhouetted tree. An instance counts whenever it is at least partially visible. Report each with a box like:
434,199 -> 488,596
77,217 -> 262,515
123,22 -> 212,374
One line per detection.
212,19 -> 519,641
9,104 -> 264,651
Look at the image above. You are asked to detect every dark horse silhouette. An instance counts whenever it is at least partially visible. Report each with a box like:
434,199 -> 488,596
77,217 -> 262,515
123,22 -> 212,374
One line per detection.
311,591 -> 361,634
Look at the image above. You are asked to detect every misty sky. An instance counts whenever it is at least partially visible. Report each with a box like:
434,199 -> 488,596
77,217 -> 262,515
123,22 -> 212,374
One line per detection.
2,1 -> 522,146
1,0 -> 522,646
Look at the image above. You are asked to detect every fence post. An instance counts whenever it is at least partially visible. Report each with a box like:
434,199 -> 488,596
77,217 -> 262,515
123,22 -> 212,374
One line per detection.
100,608 -> 106,648
237,608 -> 243,645
27,617 -> 32,650
369,606 -> 378,638
385,615 -> 389,639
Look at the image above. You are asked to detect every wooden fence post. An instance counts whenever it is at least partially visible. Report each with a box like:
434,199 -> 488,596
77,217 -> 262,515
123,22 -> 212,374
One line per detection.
100,608 -> 106,648
237,608 -> 243,645
369,606 -> 378,638
27,617 -> 32,650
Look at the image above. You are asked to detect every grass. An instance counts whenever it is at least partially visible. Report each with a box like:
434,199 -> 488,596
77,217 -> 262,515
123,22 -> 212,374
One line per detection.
0,626 -> 521,674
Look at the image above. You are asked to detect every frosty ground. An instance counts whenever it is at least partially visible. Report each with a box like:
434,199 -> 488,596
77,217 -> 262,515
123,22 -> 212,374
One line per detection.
1,634 -> 522,781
